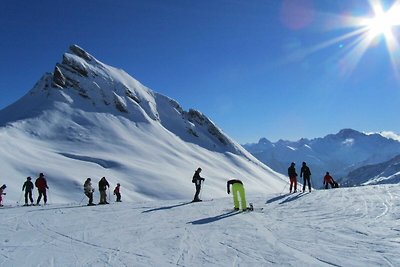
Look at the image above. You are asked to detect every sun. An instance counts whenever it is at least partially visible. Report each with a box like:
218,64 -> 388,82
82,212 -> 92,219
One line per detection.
361,1 -> 400,39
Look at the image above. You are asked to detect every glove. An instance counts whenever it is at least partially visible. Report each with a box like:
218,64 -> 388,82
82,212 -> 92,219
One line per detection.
202,178 -> 205,181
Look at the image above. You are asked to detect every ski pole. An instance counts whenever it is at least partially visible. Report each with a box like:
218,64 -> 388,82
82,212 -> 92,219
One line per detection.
280,182 -> 289,195
17,191 -> 23,205
79,195 -> 85,205
48,188 -> 52,204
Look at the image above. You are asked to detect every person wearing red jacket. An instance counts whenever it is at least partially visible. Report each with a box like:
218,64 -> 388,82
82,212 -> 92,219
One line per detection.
323,172 -> 334,189
35,173 -> 49,205
113,183 -> 121,202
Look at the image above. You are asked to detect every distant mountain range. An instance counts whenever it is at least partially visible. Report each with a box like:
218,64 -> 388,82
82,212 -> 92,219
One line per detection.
243,129 -> 400,187
343,154 -> 400,186
0,45 -> 285,203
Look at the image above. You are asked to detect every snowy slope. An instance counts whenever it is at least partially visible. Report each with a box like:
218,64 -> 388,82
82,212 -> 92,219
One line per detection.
244,129 -> 400,188
1,185 -> 399,266
0,45 -> 285,203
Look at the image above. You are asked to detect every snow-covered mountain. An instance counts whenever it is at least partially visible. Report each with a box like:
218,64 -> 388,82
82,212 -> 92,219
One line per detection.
0,45 -> 285,203
342,154 -> 400,186
243,129 -> 400,188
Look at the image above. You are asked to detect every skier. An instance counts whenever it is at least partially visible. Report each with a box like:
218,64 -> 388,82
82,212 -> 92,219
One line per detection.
288,162 -> 298,193
98,177 -> 110,204
113,183 -> 121,202
35,173 -> 49,205
84,178 -> 95,206
192,168 -> 205,202
0,184 -> 6,206
300,162 -> 312,192
22,177 -> 34,206
227,179 -> 247,211
323,172 -> 334,189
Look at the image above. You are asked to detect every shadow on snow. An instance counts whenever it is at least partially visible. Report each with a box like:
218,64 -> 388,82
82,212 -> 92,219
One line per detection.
188,210 -> 240,225
142,202 -> 192,213
266,192 -> 308,205
265,194 -> 287,204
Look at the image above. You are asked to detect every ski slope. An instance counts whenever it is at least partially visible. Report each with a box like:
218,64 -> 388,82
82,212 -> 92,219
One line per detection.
1,184 -> 399,266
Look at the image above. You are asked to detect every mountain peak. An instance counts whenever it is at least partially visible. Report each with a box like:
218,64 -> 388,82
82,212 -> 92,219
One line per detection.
69,44 -> 93,62
335,128 -> 364,139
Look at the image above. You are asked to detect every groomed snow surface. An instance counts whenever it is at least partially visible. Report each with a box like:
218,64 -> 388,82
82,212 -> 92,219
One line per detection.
1,184 -> 399,267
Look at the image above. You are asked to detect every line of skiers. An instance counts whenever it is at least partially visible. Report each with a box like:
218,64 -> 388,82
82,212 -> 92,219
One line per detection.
2,165 -> 340,208
0,173 -> 51,207
288,162 -> 339,194
83,177 -> 122,206
0,173 -> 122,207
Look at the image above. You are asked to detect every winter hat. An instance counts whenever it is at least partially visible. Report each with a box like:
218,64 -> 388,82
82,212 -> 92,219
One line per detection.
27,177 -> 31,180
39,173 -> 44,177
117,183 -> 120,186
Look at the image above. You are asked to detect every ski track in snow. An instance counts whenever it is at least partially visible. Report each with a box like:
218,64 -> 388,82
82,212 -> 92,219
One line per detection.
1,185 -> 399,266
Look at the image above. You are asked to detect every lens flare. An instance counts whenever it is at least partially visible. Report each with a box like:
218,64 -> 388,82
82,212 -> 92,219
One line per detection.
283,0 -> 400,79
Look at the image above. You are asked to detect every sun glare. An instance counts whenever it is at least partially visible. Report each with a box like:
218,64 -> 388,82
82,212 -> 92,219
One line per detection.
362,1 -> 400,39
329,0 -> 400,78
283,0 -> 400,79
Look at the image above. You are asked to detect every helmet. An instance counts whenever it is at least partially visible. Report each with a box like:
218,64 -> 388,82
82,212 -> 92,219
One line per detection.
27,176 -> 31,180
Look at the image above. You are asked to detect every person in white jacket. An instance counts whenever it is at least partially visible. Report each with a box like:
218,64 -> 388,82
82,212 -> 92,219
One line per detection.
84,178 -> 95,206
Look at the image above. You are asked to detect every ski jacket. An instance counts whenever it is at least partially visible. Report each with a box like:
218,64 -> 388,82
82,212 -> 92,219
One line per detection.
300,166 -> 311,178
98,178 -> 110,191
22,181 -> 34,192
84,180 -> 94,193
114,186 -> 120,194
35,177 -> 48,191
227,179 -> 243,194
324,174 -> 333,184
192,170 -> 205,186
288,166 -> 297,178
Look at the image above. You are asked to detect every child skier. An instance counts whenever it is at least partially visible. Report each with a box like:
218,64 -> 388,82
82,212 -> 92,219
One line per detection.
113,183 -> 121,202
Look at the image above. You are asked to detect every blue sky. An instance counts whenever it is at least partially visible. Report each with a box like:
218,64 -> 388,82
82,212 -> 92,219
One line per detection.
1,0 -> 399,143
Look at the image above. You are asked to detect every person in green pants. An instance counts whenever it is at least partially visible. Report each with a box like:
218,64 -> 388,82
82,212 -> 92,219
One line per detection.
227,179 -> 247,211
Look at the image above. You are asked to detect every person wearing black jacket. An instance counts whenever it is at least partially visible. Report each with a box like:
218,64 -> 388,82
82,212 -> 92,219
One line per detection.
98,177 -> 110,204
288,162 -> 298,193
22,176 -> 34,206
300,162 -> 312,192
192,168 -> 205,202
